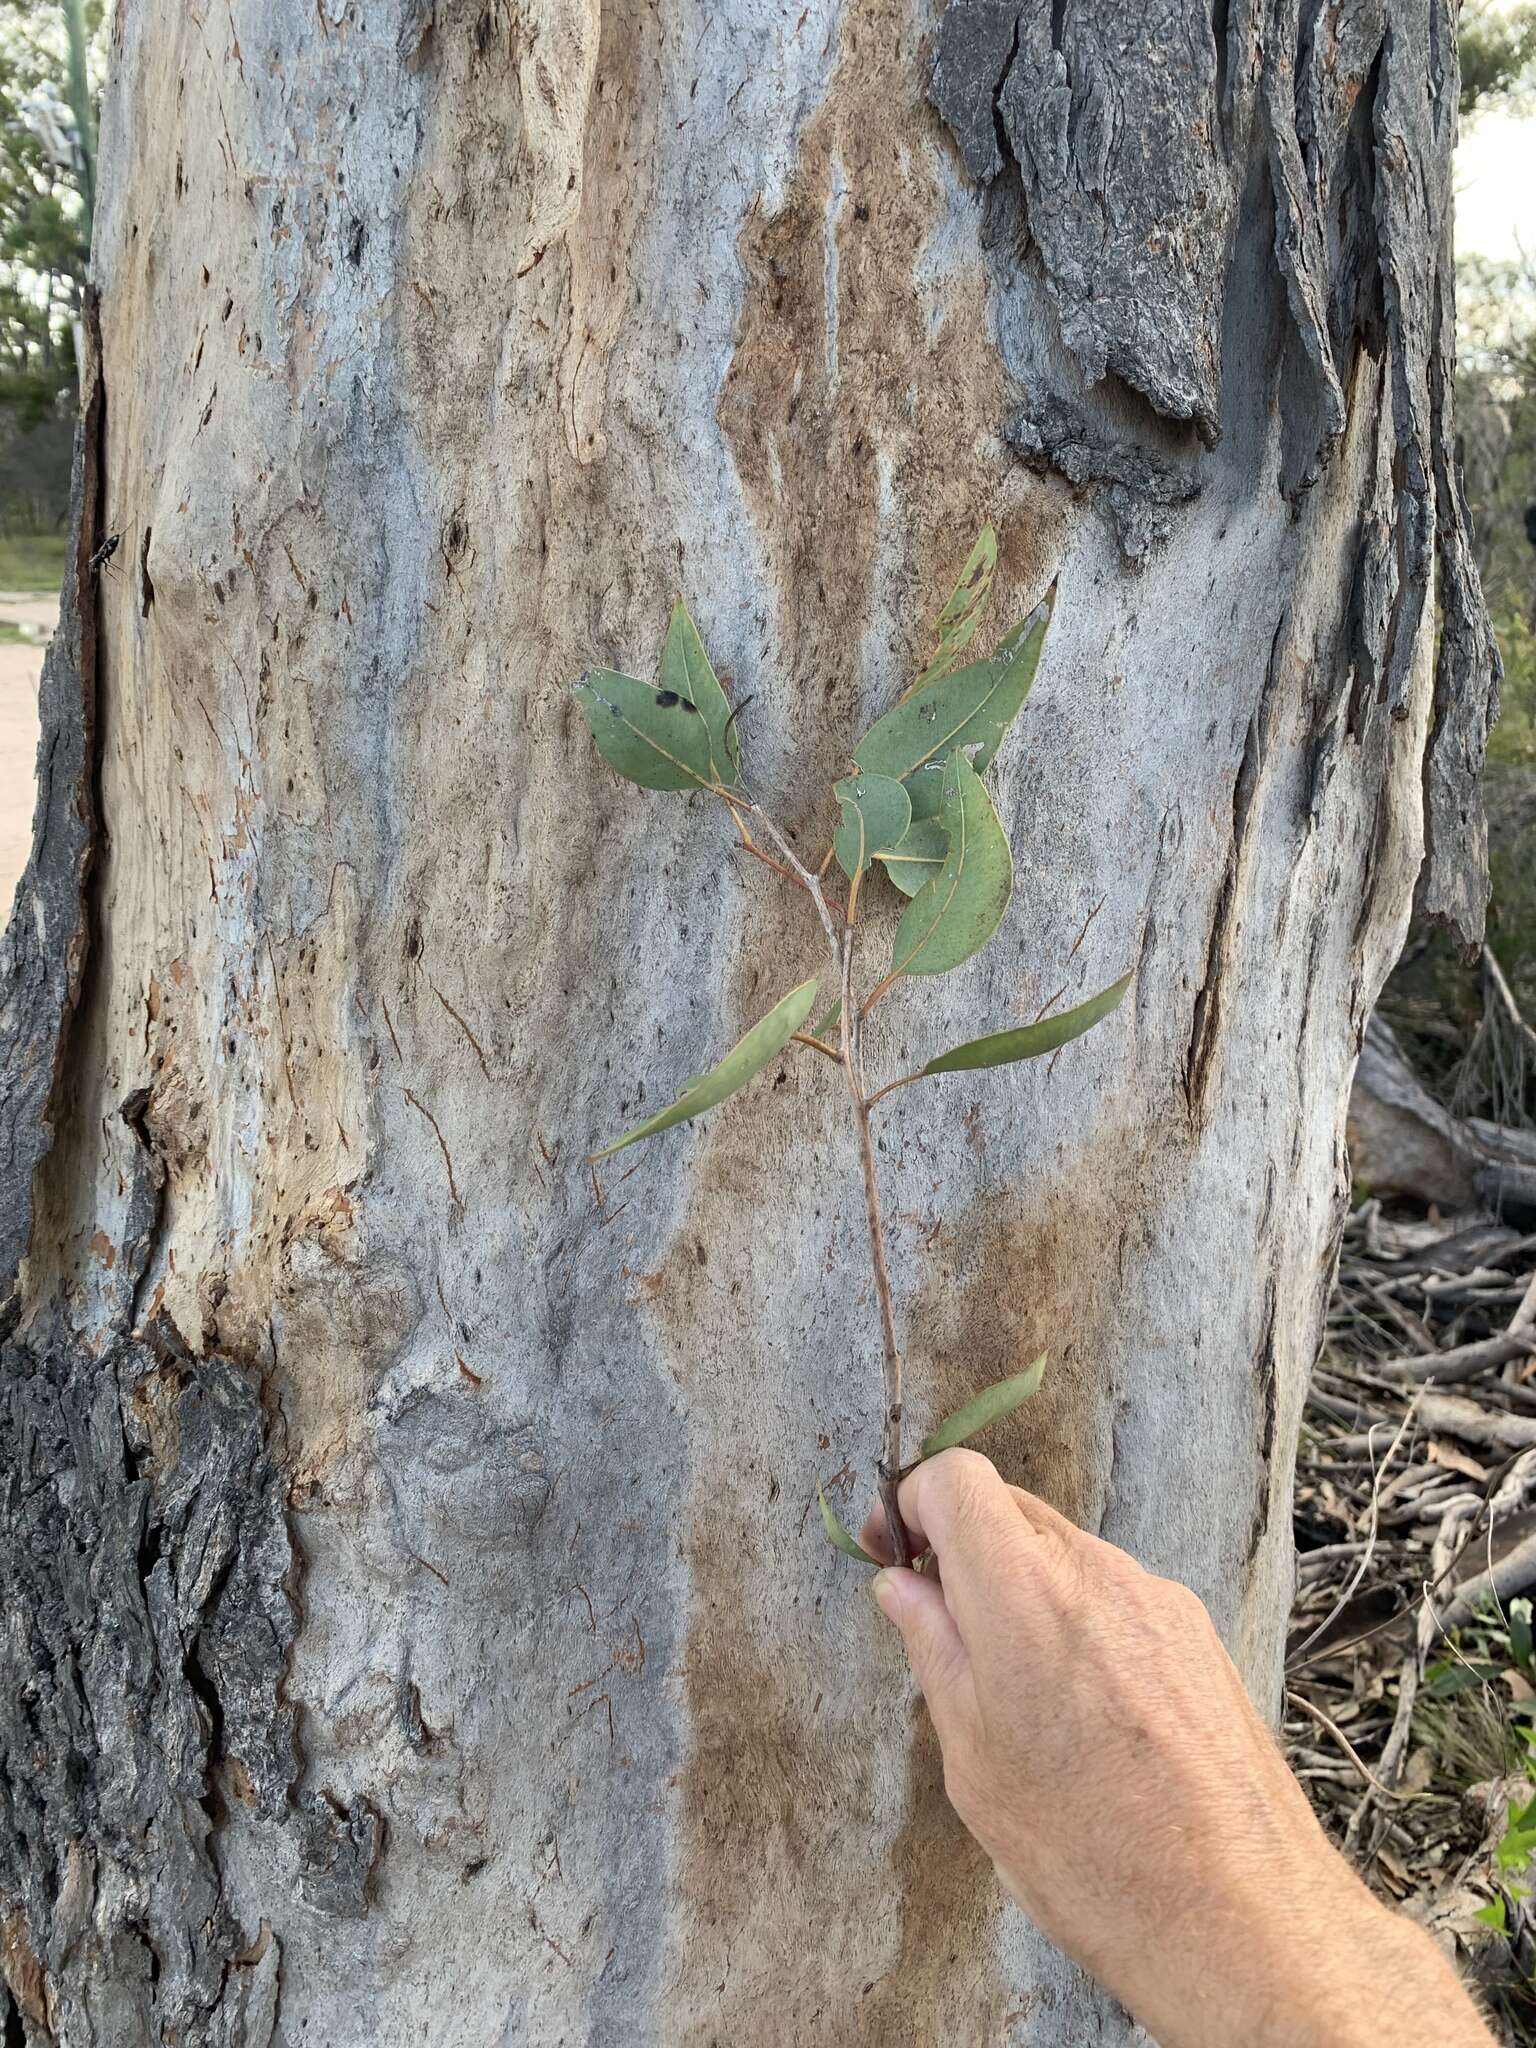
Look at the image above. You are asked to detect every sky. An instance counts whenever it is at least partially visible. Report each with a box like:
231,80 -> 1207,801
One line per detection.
1458,104 -> 1533,263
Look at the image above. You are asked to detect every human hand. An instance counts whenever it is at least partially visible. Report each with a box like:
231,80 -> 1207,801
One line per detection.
862,1449 -> 1494,2048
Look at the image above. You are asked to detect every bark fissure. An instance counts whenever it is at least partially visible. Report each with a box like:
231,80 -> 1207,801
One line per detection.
931,0 -> 1496,938
0,1312 -> 380,2044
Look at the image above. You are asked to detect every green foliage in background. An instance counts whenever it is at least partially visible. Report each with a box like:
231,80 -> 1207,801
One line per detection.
0,526 -> 67,591
1459,0 -> 1536,117
0,2 -> 103,533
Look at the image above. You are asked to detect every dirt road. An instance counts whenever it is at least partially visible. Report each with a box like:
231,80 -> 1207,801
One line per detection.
0,594 -> 52,921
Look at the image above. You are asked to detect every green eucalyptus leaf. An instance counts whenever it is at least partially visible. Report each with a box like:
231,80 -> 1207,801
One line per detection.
1423,1660 -> 1504,1699
854,590 -> 1051,796
903,761 -> 947,822
887,751 -> 1013,981
591,979 -> 818,1160
811,996 -> 842,1041
575,668 -> 721,792
875,817 -> 949,897
921,971 -> 1133,1077
904,523 -> 997,698
919,1354 -> 1047,1460
818,1483 -> 878,1565
833,773 -> 912,881
660,598 -> 741,787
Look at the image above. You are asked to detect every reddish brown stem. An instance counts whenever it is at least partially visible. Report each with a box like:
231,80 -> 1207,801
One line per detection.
838,927 -> 910,1567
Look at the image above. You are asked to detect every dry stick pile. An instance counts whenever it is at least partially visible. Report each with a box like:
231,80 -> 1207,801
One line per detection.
1285,1202 -> 1536,1979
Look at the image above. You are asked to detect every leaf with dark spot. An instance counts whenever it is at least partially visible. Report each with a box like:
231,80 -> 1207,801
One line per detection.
660,598 -> 740,786
574,668 -> 721,792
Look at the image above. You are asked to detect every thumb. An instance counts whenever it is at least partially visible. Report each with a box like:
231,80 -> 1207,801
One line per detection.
872,1567 -> 972,1725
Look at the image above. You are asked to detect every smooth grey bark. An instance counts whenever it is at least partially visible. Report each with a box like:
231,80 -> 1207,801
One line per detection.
0,1 -> 1495,2043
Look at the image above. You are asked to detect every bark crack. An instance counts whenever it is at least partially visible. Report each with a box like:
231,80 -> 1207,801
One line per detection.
0,1314 -> 382,2041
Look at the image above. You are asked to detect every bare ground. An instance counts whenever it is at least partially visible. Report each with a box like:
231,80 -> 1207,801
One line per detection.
0,594 -> 50,921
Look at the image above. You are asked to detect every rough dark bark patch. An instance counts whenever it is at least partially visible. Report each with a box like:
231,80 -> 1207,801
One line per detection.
0,1315 -> 378,2044
930,0 -> 1499,946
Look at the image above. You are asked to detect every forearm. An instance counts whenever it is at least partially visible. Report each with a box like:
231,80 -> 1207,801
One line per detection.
1135,1865 -> 1495,2048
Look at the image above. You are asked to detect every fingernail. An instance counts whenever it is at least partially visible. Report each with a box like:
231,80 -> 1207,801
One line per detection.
871,1568 -> 900,1617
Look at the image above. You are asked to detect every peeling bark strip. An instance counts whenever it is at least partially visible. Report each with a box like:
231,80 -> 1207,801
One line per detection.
930,0 -> 1498,944
0,294 -> 102,1303
0,1318 -> 378,2044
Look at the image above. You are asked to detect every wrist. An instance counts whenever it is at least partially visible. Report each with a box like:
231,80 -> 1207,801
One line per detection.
1170,1872 -> 1491,2048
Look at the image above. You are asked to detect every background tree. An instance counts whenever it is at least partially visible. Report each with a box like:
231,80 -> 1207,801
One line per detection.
0,1 -> 99,530
1458,0 -> 1536,116
0,2 -> 1499,2043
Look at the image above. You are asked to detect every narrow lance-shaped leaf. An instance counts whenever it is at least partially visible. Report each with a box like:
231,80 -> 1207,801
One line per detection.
818,1483 -> 878,1565
919,1355 -> 1048,1461
854,588 -> 1052,817
660,598 -> 741,787
833,773 -> 911,881
874,817 -> 948,898
590,979 -> 819,1160
887,750 -> 1013,981
901,522 -> 997,700
921,971 -> 1133,1077
574,668 -> 721,792
810,996 -> 842,1042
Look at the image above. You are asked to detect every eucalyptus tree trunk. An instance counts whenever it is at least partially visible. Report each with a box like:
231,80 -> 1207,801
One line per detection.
0,2 -> 1495,2043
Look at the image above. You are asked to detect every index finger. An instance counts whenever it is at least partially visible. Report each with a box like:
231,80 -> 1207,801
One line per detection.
859,1458 -> 1070,1562
884,1449 -> 1063,1651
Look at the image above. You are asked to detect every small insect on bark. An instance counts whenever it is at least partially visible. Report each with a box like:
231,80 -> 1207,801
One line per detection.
90,531 -> 123,579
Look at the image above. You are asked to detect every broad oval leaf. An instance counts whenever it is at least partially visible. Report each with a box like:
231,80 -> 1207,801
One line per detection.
904,522 -> 997,699
875,817 -> 949,897
921,971 -> 1133,1077
854,589 -> 1051,795
904,761 -> 947,822
590,979 -> 818,1160
818,1483 -> 878,1565
833,773 -> 911,881
660,598 -> 741,787
919,1354 -> 1047,1460
575,668 -> 721,792
888,751 -> 1013,981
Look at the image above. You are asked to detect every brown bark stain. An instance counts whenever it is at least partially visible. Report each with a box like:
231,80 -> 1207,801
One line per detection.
272,1244 -> 423,1494
656,7 -> 1080,2029
0,1907 -> 49,2032
857,1712 -> 1005,2039
716,3 -> 1052,808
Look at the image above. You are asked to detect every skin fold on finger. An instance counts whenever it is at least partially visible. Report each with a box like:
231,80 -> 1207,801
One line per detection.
859,1458 -> 1064,1565
891,1453 -> 1070,1655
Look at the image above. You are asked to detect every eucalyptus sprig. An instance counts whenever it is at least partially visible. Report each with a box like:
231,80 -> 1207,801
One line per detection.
576,525 -> 1131,1567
